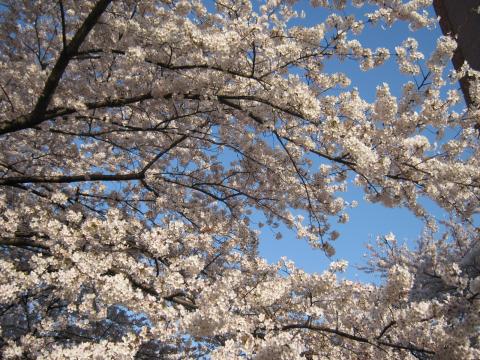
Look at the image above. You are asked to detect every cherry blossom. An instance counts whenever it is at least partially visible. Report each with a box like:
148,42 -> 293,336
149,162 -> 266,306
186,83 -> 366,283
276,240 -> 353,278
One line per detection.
0,0 -> 479,358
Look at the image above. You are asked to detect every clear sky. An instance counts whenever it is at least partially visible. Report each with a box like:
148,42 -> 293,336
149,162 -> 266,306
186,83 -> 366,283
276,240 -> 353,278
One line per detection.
257,1 -> 449,283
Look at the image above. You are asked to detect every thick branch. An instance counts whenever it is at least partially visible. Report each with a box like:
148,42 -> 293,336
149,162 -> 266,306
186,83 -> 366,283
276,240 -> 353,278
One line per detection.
281,323 -> 435,355
0,236 -> 50,251
58,0 -> 67,50
0,172 -> 143,186
45,92 -> 155,120
4,85 -> 302,136
0,0 -> 112,135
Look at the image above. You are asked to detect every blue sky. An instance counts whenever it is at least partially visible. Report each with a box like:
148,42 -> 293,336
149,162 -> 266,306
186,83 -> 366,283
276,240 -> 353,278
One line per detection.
257,1 -> 449,283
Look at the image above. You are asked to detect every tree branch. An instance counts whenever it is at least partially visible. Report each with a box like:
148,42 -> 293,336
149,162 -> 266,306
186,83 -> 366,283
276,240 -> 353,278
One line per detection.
0,0 -> 112,135
58,0 -> 67,50
281,323 -> 435,355
0,172 -> 143,186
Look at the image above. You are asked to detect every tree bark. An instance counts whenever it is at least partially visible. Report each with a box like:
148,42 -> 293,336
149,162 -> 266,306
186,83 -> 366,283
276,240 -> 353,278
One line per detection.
433,0 -> 480,107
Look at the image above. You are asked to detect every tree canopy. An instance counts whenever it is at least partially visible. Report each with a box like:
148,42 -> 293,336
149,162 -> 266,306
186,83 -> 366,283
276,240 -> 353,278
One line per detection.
0,0 -> 479,359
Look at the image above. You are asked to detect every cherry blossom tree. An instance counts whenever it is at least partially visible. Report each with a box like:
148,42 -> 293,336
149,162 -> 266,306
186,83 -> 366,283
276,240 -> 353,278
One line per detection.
0,0 -> 479,358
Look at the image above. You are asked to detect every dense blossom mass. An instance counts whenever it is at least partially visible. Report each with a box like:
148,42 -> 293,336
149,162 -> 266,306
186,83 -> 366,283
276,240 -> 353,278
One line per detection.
0,0 -> 479,358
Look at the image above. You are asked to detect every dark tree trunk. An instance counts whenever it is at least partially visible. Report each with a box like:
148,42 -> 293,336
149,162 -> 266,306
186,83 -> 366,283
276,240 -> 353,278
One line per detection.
433,0 -> 480,107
